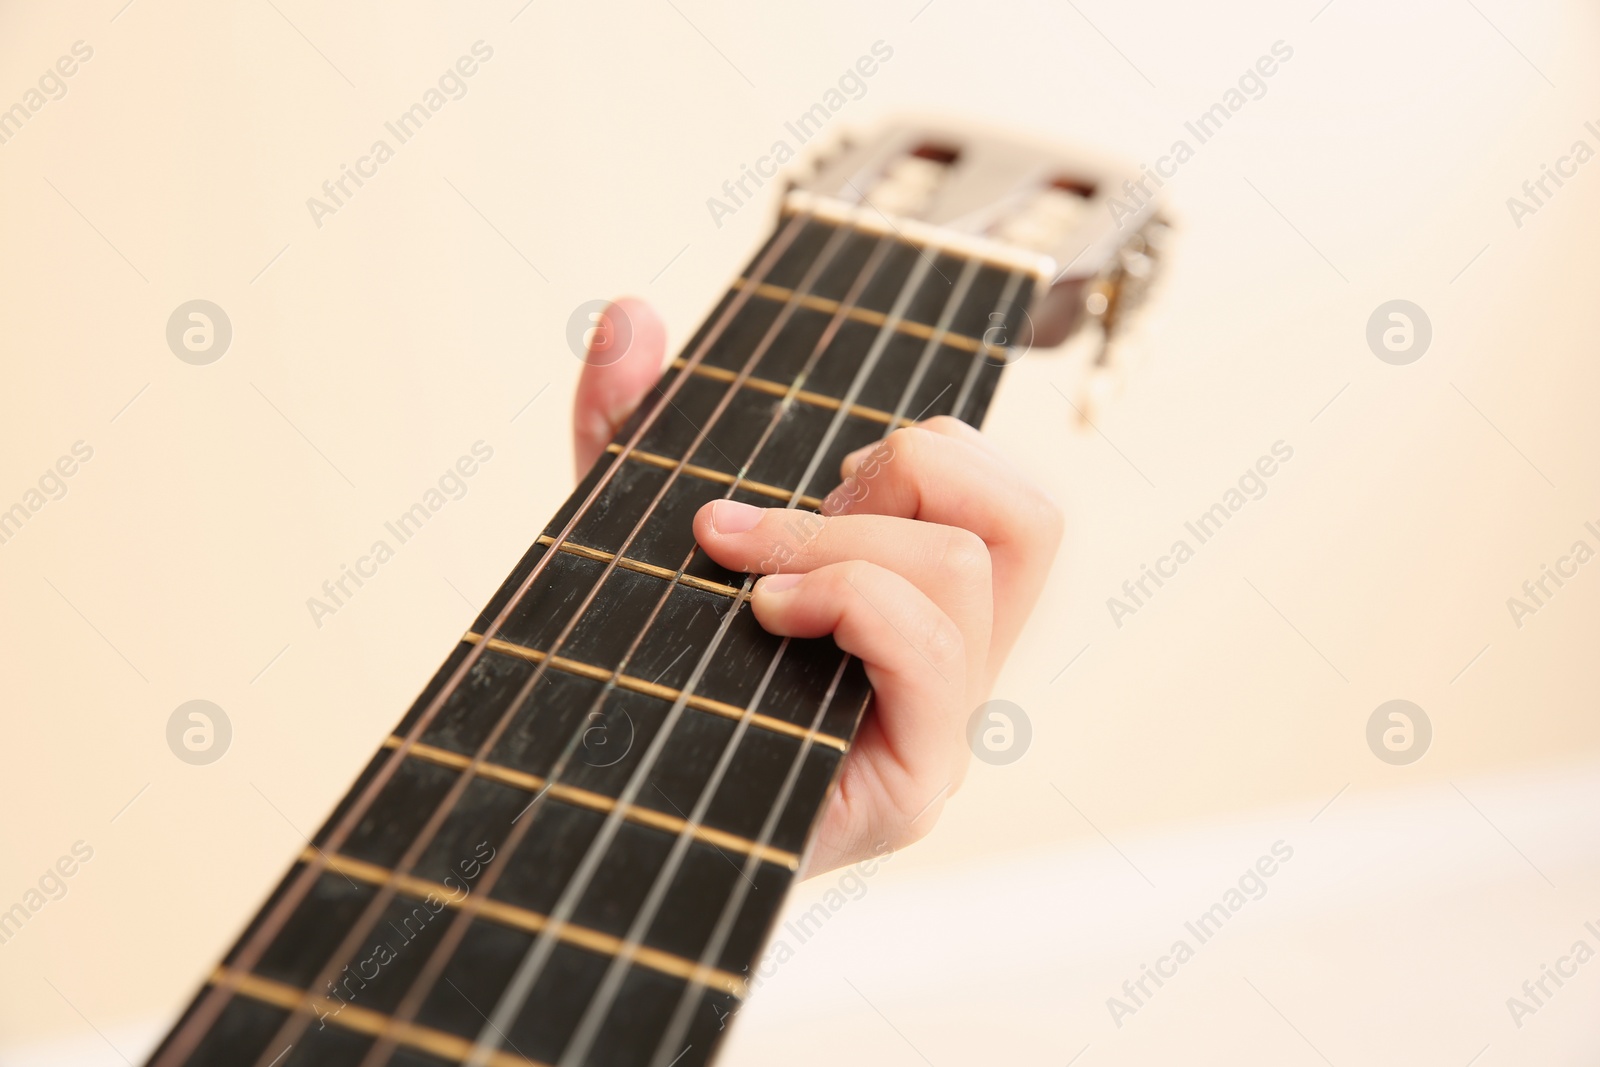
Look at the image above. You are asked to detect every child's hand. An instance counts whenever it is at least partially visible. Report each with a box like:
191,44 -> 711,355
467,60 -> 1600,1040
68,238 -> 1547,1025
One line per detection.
574,299 -> 1062,876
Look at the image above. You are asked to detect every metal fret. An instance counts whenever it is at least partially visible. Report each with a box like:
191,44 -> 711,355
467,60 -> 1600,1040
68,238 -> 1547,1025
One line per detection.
150,187 -> 1037,1067
729,275 -> 1007,358
382,736 -> 801,870
462,631 -> 851,753
602,443 -> 826,510
952,269 -> 1027,420
210,968 -> 547,1067
670,359 -> 917,428
150,211 -> 827,1067
534,535 -> 743,599
299,850 -> 750,996
452,224 -> 906,1066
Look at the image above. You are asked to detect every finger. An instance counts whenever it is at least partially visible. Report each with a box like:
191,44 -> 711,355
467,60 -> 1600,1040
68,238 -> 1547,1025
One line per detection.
822,425 -> 1063,675
750,562 -> 969,791
693,502 -> 992,679
839,414 -> 1002,477
573,297 -> 666,478
805,706 -> 954,875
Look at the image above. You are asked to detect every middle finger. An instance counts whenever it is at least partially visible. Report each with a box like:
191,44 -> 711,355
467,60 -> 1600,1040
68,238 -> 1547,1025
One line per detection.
693,500 -> 993,660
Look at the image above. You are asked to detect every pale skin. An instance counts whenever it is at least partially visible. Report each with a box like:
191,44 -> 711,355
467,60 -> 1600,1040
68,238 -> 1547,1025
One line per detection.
573,298 -> 1063,876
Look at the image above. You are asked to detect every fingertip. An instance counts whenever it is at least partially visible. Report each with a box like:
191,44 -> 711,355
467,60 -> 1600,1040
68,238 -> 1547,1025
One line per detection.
580,297 -> 665,374
690,499 -> 724,547
602,297 -> 666,364
708,499 -> 763,535
756,571 -> 804,594
693,499 -> 766,540
749,571 -> 807,627
572,297 -> 668,476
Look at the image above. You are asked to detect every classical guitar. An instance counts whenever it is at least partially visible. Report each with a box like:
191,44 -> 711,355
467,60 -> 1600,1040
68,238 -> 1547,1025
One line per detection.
144,122 -> 1164,1067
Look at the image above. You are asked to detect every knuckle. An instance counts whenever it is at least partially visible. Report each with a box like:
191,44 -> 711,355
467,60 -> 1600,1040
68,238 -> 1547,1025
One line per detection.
920,608 -> 966,671
840,558 -> 882,589
878,426 -> 928,472
852,429 -> 922,496
937,526 -> 992,587
851,437 -> 896,474
752,510 -> 826,572
820,559 -> 872,602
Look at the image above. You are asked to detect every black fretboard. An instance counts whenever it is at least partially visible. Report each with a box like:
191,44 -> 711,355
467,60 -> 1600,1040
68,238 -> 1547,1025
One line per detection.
146,211 -> 1035,1067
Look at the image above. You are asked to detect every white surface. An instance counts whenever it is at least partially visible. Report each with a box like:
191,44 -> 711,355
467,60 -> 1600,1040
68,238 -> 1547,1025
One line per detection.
720,760 -> 1600,1065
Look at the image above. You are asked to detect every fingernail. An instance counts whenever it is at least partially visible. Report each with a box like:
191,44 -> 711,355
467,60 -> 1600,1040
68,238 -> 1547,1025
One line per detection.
710,499 -> 763,534
758,572 -> 803,593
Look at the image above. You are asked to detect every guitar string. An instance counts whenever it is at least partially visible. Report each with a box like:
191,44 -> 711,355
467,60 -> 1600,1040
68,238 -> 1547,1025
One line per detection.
645,661 -> 850,1067
172,202 -> 1011,1067
149,213 -> 815,1067
238,212 -> 847,1067
440,241 -> 1017,1067
288,241 -> 998,1067
453,228 -> 911,1067
552,245 -> 957,1066
641,255 -> 997,1066
633,260 -> 1017,1067
569,256 -> 1033,1067
885,258 -> 982,428
951,272 -> 1026,421
344,219 -> 875,1067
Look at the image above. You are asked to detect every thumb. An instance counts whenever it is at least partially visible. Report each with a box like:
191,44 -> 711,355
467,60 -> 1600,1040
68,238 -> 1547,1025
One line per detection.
572,297 -> 666,478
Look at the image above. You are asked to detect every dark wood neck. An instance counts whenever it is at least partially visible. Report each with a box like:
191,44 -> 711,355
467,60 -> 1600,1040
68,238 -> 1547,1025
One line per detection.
145,210 -> 1036,1067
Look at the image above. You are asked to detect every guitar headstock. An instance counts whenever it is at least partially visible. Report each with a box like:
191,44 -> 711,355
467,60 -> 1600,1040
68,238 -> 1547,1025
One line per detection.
786,120 -> 1168,419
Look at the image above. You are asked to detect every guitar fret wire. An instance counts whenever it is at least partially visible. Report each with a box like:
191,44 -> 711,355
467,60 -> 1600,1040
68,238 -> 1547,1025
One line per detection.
460,632 -> 848,752
297,849 -> 750,996
354,218 -> 872,1067
670,359 -> 916,427
558,627 -> 799,1062
458,230 -> 903,1067
169,204 -> 997,1067
886,258 -> 983,428
648,659 -> 851,1066
951,271 -> 1027,421
378,736 -> 802,869
571,226 -> 955,1067
203,215 -> 821,1067
786,244 -> 939,512
474,591 -> 755,1067
729,276 -> 1009,360
646,265 -> 1031,1067
563,230 -> 953,1062
580,236 -> 1022,1065
209,968 -> 547,1067
603,443 -> 826,510
534,535 -> 744,598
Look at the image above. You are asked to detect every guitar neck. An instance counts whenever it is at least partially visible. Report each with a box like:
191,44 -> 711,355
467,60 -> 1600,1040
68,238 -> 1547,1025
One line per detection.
146,206 -> 1038,1067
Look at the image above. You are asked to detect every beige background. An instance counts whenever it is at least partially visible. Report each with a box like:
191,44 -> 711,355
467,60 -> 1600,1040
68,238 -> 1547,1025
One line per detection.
1,0 -> 1597,1063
